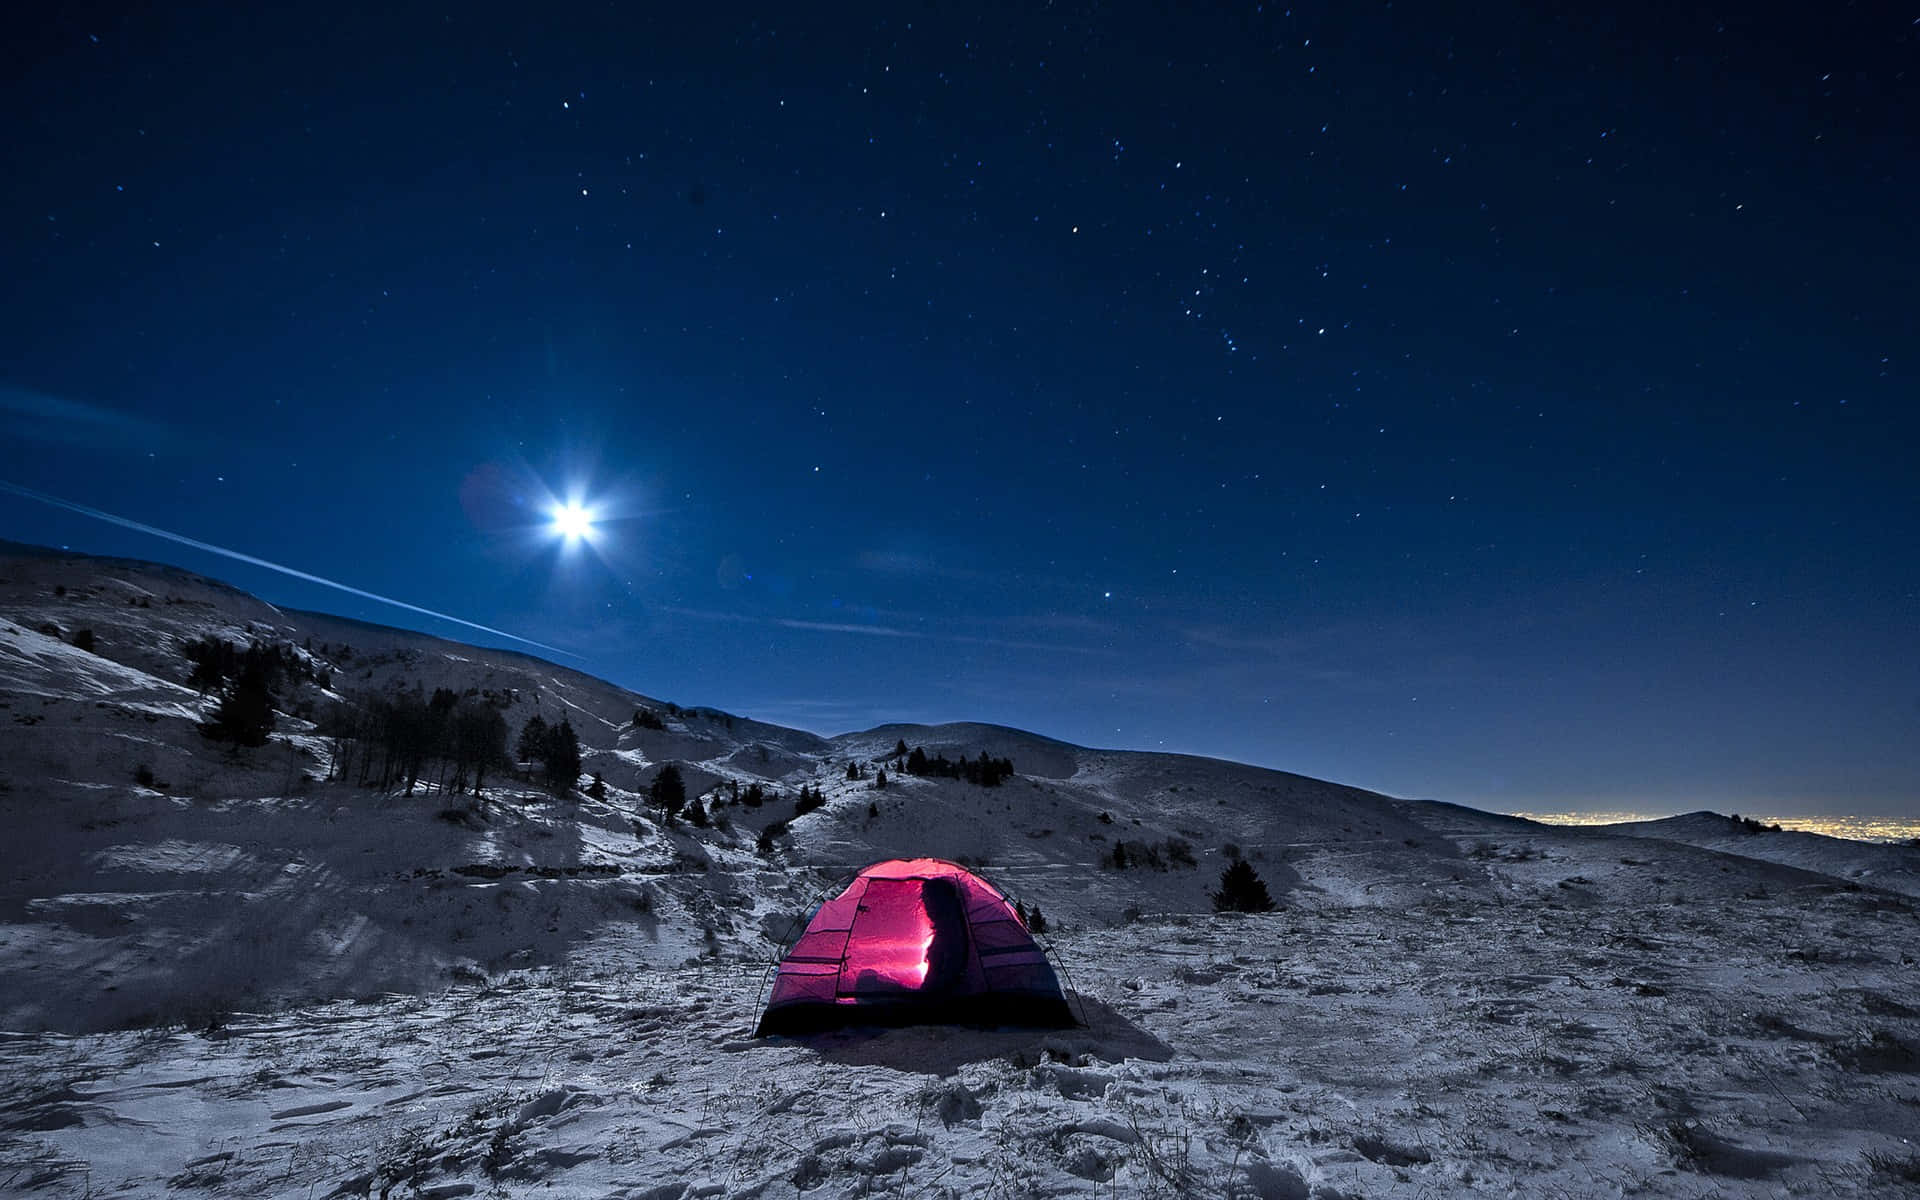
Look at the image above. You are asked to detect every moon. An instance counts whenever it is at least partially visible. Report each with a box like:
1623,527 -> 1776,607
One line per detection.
550,501 -> 595,542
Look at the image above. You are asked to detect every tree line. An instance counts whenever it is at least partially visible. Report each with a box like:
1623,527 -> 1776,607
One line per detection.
515,713 -> 583,794
185,635 -> 329,695
320,687 -> 514,796
319,697 -> 598,800
887,740 -> 1015,787
190,636 -> 328,749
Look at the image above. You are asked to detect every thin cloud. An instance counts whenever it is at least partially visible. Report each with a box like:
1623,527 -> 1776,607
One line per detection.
774,617 -> 922,638
1004,611 -> 1124,636
661,605 -> 1116,657
853,549 -> 988,582
0,386 -> 174,451
733,697 -> 890,732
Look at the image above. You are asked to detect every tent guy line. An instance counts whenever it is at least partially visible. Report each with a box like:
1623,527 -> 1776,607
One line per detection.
0,480 -> 579,659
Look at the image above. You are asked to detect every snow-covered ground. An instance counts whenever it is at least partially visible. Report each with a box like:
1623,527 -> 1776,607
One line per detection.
3,544 -> 1918,1197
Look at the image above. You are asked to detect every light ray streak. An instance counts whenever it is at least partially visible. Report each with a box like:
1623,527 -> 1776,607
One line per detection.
0,480 -> 577,658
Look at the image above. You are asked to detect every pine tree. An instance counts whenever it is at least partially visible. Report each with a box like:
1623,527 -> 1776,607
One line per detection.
546,718 -> 582,795
516,714 -> 550,771
588,771 -> 607,800
1211,859 -> 1278,913
199,658 -> 275,747
649,763 -> 686,819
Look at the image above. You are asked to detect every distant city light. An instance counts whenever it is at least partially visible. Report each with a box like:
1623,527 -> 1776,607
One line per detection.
1509,811 -> 1920,844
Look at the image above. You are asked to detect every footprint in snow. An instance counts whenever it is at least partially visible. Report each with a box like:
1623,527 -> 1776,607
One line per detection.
1030,1063 -> 1118,1100
511,1084 -> 596,1131
268,1099 -> 353,1120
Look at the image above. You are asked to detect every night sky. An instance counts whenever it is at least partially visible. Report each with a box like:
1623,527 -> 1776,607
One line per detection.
3,3 -> 1915,816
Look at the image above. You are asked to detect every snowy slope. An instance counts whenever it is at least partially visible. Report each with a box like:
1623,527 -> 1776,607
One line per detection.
3,543 -> 1918,1197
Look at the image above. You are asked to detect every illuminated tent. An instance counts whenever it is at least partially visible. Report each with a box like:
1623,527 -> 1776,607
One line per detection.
755,857 -> 1076,1034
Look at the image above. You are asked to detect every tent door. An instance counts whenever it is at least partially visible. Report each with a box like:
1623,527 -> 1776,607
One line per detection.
836,878 -> 970,999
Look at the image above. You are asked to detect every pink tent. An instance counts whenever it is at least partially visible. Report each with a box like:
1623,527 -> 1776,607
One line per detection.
755,858 -> 1075,1034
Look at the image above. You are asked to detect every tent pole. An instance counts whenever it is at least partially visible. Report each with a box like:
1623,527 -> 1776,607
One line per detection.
1043,942 -> 1093,1030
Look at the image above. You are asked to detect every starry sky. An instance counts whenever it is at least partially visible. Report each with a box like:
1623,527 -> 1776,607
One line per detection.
3,3 -> 1915,816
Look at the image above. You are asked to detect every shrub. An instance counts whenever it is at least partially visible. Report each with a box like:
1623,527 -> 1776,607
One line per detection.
1105,838 -> 1197,871
1017,902 -> 1049,935
1211,860 -> 1278,913
134,763 -> 155,788
1864,1150 -> 1920,1185
756,820 -> 789,854
71,628 -> 96,653
632,708 -> 666,730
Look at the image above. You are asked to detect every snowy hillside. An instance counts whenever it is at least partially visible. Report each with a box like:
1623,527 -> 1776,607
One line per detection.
3,543 -> 1918,1197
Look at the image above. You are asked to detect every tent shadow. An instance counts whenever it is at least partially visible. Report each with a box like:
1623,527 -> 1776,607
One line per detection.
777,991 -> 1173,1077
